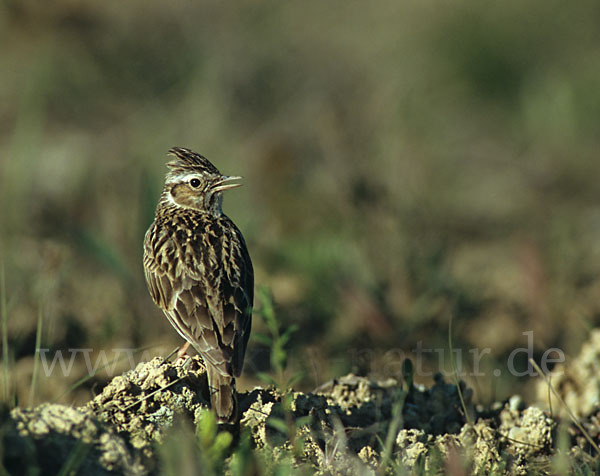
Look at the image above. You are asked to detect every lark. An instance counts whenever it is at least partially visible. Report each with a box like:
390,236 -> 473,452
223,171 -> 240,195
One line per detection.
143,147 -> 253,423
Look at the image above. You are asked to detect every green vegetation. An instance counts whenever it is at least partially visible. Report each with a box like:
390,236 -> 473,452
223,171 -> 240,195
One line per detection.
1,264 -> 10,407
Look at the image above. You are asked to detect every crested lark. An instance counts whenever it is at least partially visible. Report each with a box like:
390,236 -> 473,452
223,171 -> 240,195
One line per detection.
143,147 -> 253,423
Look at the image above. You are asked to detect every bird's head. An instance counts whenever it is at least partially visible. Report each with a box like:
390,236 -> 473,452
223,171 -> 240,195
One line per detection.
161,147 -> 242,215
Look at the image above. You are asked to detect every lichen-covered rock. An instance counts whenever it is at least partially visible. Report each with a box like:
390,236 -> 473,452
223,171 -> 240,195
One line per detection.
3,403 -> 146,475
315,372 -> 473,436
392,401 -> 556,475
456,422 -> 501,472
357,445 -> 379,469
86,355 -> 209,458
395,428 -> 431,468
499,405 -> 555,459
393,423 -> 500,473
0,354 -> 579,475
535,328 -> 600,418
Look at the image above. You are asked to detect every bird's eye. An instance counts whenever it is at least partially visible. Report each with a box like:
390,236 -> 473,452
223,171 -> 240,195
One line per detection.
190,178 -> 201,188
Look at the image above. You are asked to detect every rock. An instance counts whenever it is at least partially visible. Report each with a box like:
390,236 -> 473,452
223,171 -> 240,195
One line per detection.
3,403 -> 145,475
0,353 -> 581,475
535,328 -> 600,418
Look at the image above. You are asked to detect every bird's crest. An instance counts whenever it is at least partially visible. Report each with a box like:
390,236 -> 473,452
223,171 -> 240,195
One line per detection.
167,147 -> 221,175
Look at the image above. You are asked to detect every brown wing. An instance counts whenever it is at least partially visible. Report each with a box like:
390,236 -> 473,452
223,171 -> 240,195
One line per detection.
220,218 -> 253,376
143,215 -> 253,377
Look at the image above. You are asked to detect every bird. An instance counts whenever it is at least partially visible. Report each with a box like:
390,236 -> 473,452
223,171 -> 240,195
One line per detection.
143,147 -> 253,424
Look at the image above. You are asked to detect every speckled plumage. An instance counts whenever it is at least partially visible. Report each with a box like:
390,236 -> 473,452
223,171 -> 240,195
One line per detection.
143,147 -> 253,423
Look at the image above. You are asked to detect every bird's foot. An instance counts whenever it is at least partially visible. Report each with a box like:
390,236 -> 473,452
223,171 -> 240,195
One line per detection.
175,341 -> 191,364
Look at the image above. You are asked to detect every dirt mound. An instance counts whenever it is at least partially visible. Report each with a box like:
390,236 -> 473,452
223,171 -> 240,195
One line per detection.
2,348 -> 599,474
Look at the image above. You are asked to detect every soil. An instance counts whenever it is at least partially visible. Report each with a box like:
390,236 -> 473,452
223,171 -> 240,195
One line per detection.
2,333 -> 600,475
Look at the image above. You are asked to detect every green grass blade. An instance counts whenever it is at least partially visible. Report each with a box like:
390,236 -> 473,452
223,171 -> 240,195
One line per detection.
1,262 -> 10,406
57,439 -> 91,476
530,358 -> 600,454
377,391 -> 406,475
28,306 -> 43,407
448,313 -> 471,425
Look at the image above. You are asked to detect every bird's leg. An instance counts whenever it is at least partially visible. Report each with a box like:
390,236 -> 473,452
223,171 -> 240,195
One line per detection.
176,342 -> 191,361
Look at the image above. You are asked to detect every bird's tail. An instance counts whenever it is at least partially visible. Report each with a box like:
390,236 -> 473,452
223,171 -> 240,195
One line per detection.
206,365 -> 237,423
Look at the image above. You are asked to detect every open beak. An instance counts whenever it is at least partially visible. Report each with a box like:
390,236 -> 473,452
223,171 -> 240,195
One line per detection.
211,175 -> 243,192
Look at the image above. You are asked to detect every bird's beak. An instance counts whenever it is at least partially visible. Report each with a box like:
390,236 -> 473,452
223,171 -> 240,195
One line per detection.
211,176 -> 243,192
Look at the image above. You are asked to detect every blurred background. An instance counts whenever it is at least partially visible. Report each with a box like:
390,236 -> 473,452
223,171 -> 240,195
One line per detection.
1,0 -> 600,407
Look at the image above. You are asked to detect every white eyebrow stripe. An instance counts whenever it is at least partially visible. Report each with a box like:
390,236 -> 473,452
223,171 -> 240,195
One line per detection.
166,173 -> 204,184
